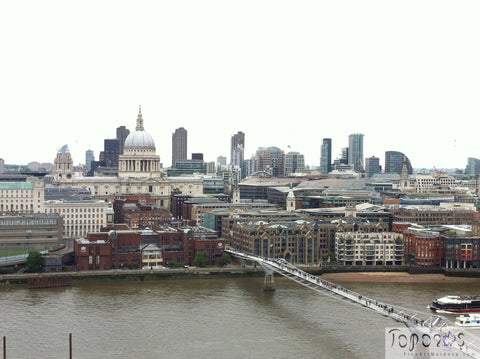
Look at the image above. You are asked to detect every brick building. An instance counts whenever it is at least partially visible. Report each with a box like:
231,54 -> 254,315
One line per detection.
74,224 -> 143,270
443,223 -> 480,269
401,226 -> 443,267
387,207 -> 478,226
228,219 -> 388,265
154,224 -> 225,266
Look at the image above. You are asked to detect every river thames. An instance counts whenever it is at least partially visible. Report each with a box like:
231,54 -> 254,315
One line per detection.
2,273 -> 480,359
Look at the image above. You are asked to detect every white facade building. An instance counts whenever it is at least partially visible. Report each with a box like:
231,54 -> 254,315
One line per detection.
44,199 -> 110,239
0,177 -> 45,214
335,232 -> 404,266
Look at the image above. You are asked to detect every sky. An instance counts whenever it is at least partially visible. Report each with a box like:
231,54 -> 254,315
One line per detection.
1,1 -> 479,170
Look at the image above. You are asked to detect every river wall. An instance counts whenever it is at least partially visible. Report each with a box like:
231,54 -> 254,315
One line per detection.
0,266 -> 266,286
2,265 -> 480,286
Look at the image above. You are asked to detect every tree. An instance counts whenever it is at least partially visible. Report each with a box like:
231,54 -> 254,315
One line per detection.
172,187 -> 182,195
219,253 -> 231,267
193,252 -> 207,267
25,251 -> 42,273
322,251 -> 336,263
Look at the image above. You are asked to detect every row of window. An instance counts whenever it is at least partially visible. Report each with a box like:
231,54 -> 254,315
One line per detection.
47,207 -> 105,213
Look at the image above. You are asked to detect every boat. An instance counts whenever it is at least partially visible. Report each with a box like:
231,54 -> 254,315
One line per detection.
428,295 -> 480,314
455,314 -> 480,327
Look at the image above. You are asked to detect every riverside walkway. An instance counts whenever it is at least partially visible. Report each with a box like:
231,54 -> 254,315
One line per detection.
226,248 -> 480,358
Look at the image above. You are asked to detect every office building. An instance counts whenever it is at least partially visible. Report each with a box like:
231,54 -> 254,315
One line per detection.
44,199 -> 110,239
385,151 -> 413,175
85,150 -> 95,173
99,139 -> 120,168
231,131 -> 245,167
320,138 -> 332,174
348,133 -> 364,172
365,156 -> 380,178
466,157 -> 480,176
172,127 -> 187,167
116,125 -> 130,155
0,213 -> 63,250
192,153 -> 203,161
255,147 -> 285,177
285,151 -> 305,175
0,176 -> 45,214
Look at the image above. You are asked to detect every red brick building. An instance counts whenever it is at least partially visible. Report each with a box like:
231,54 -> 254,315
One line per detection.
154,224 -> 225,266
74,221 -> 225,271
402,226 -> 443,267
111,194 -> 157,221
113,197 -> 172,229
74,224 -> 143,270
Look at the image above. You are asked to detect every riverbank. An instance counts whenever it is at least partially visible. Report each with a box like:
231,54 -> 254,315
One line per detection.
3,266 -> 480,287
322,271 -> 480,283
0,265 -> 266,285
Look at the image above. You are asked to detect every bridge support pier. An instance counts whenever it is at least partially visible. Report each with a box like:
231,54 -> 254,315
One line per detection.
263,273 -> 276,291
259,262 -> 276,291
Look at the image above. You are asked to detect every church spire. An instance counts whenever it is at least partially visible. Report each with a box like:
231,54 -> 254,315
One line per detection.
136,105 -> 144,131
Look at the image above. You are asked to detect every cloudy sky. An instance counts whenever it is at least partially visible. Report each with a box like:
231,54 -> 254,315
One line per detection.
1,1 -> 479,170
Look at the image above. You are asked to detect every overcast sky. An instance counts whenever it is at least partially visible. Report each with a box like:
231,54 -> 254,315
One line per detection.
1,1 -> 479,170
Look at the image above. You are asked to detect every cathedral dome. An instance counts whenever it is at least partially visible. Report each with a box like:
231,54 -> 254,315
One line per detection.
123,107 -> 156,150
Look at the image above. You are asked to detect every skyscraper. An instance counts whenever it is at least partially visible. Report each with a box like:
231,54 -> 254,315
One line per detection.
255,146 -> 285,177
172,127 -> 187,168
100,139 -> 120,168
365,156 -> 380,177
116,126 -> 130,155
320,138 -> 332,174
466,157 -> 480,176
231,131 -> 245,167
348,133 -> 364,172
385,151 -> 413,175
285,151 -> 305,175
85,150 -> 95,172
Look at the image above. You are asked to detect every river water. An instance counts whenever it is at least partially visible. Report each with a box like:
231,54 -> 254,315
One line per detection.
2,275 -> 480,359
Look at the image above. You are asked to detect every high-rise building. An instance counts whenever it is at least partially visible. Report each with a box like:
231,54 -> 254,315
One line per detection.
217,156 -> 227,168
192,153 -> 203,161
85,150 -> 95,172
466,157 -> 480,176
100,139 -> 120,168
320,138 -> 332,174
385,151 -> 413,175
0,158 -> 4,173
116,126 -> 130,155
255,146 -> 285,177
172,127 -> 187,168
231,131 -> 245,167
348,133 -> 364,172
285,151 -> 305,175
341,148 -> 348,164
365,156 -> 380,178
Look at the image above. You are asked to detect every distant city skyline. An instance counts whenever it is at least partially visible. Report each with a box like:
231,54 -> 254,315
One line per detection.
0,123 -> 477,172
1,1 -> 479,170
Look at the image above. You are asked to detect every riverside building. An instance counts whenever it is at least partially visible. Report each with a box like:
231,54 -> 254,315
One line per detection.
335,231 -> 404,266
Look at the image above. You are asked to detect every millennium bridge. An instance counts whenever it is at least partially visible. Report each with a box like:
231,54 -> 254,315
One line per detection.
226,248 -> 480,358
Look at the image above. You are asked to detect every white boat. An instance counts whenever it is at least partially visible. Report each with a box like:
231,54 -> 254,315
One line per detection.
455,314 -> 480,327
